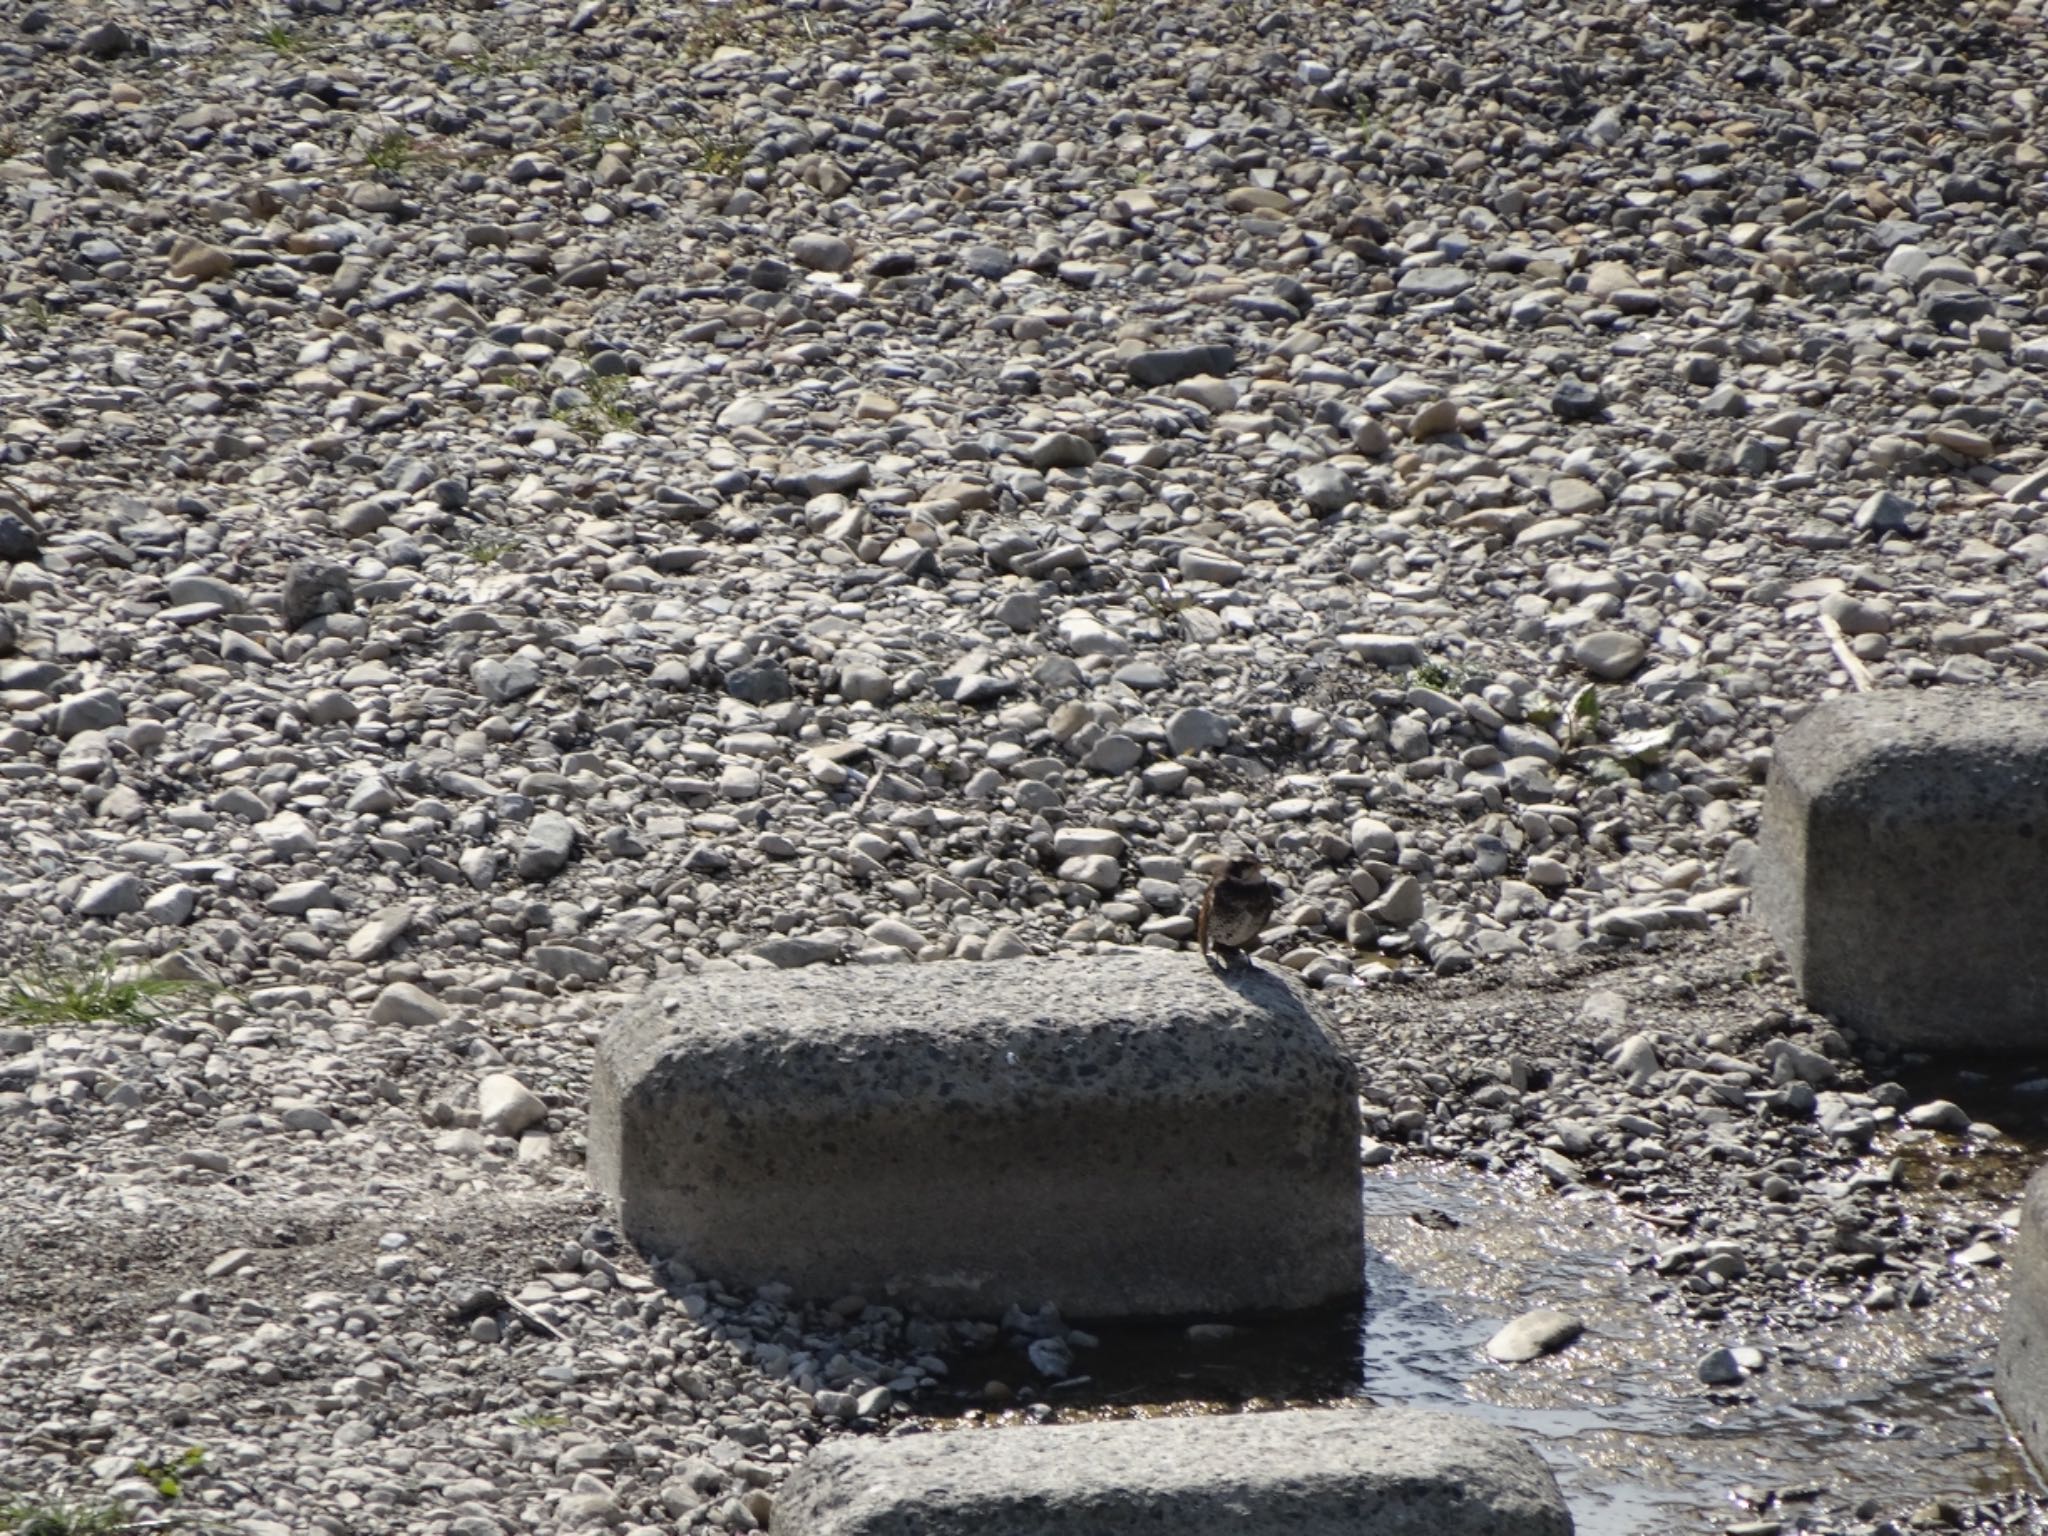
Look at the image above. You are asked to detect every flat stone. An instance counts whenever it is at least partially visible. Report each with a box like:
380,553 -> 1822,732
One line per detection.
1338,634 -> 1424,667
473,656 -> 541,704
343,905 -> 412,963
1397,266 -> 1474,299
1486,1308 -> 1585,1363
204,1248 -> 255,1278
1125,344 -> 1235,388
747,933 -> 847,968
589,952 -> 1363,1317
1546,476 -> 1605,515
165,571 -> 247,612
1757,691 -> 2048,1052
531,944 -> 611,982
265,879 -> 335,916
773,1406 -> 1571,1536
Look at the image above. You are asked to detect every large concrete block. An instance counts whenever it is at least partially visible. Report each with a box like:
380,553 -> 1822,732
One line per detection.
1756,690 -> 2048,1052
588,951 -> 1362,1317
770,1406 -> 1574,1536
1997,1166 -> 2048,1473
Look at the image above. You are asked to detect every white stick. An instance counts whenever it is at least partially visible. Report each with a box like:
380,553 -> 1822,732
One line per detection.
1817,611 -> 1872,693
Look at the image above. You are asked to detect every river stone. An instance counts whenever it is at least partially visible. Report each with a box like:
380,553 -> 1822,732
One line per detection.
589,951 -> 1363,1317
773,1405 -> 1572,1536
55,688 -> 124,738
1125,344 -> 1235,387
370,981 -> 446,1027
77,872 -> 145,917
1570,630 -> 1646,680
478,1073 -> 547,1136
280,560 -> 353,631
518,812 -> 578,880
1756,690 -> 2048,1053
343,905 -> 412,963
1485,1308 -> 1585,1363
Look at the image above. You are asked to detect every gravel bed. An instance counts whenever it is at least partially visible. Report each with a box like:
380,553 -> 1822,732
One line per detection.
2,0 -> 2047,1528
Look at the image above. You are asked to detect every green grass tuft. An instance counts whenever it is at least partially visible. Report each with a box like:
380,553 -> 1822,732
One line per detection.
551,370 -> 638,437
463,536 -> 523,566
0,1500 -> 135,1536
361,131 -> 414,174
130,1448 -> 203,1502
0,951 -> 222,1029
685,128 -> 749,177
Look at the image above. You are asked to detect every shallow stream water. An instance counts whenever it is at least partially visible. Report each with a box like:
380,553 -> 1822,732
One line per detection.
928,1162 -> 2036,1534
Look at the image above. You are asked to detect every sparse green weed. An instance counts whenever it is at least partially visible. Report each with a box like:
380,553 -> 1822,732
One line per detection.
1564,682 -> 1600,748
1140,577 -> 1195,620
463,42 -> 551,78
463,536 -> 522,565
514,1411 -> 569,1430
361,130 -> 414,174
551,371 -> 638,437
0,951 -> 223,1029
685,128 -> 749,176
679,6 -> 748,63
130,1448 -> 204,1502
254,23 -> 308,54
936,24 -> 1004,55
0,1499 -> 135,1536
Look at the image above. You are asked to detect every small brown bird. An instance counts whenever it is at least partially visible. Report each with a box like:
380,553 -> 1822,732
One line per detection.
1198,856 -> 1277,965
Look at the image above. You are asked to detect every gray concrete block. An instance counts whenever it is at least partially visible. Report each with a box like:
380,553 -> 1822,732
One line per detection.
1997,1166 -> 2048,1473
588,951 -> 1362,1316
770,1406 -> 1574,1536
1756,690 -> 2048,1052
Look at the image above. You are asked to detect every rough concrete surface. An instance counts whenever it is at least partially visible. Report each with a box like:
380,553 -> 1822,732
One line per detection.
1998,1167 -> 2048,1477
589,951 -> 1363,1316
769,1404 -> 1574,1536
1755,690 -> 2048,1052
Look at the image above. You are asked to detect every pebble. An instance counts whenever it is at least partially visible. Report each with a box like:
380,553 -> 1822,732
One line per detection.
371,983 -> 447,1028
1570,632 -> 1648,681
1485,1309 -> 1585,1363
77,873 -> 145,918
519,814 -> 580,882
478,1073 -> 547,1137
